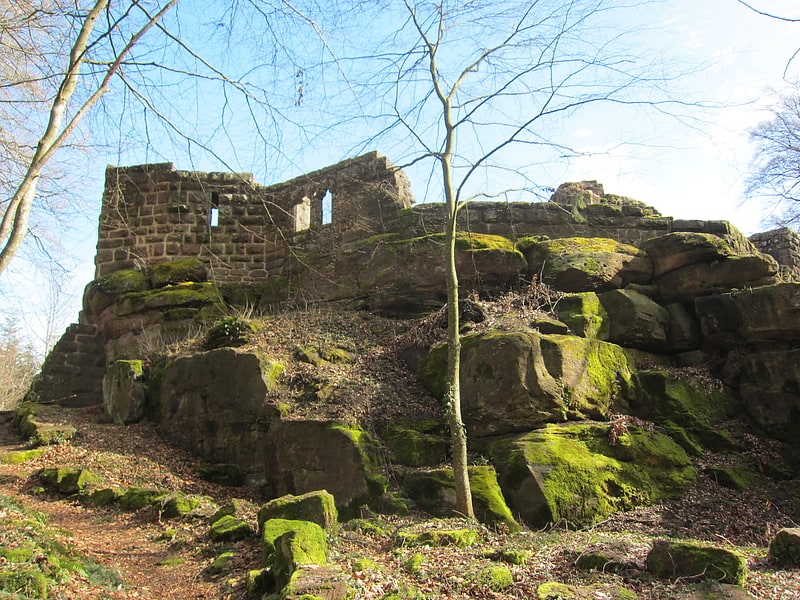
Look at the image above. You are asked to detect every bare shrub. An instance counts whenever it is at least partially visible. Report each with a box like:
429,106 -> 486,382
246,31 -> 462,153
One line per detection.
0,320 -> 39,410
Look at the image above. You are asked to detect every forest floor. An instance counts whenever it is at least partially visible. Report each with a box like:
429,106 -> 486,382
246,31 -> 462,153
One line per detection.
1,404 -> 799,600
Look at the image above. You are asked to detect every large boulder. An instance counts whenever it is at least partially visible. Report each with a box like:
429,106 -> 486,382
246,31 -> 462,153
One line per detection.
102,360 -> 146,424
640,232 -> 777,303
598,289 -> 669,351
738,350 -> 800,437
522,237 -> 652,292
417,331 -> 637,436
646,540 -> 747,585
487,423 -> 696,528
265,421 -> 385,515
400,466 -> 520,531
695,283 -> 800,346
298,232 -> 526,315
156,349 -> 281,477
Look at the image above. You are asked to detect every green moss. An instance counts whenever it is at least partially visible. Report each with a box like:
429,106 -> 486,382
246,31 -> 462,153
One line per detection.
88,487 -> 124,507
38,467 -> 100,495
149,258 -> 207,288
158,555 -> 186,567
257,491 -> 338,533
395,528 -> 478,548
206,551 -> 235,576
0,492 -> 123,597
484,548 -> 530,565
490,423 -> 696,527
403,552 -> 425,575
205,316 -> 255,349
383,420 -> 448,467
638,371 -> 740,451
209,515 -> 253,542
646,540 -> 747,585
262,519 -> 327,567
91,268 -> 149,295
557,292 -> 610,339
115,282 -> 220,316
478,565 -> 513,592
0,447 -> 45,464
160,493 -> 211,519
118,487 -> 168,510
262,519 -> 328,589
705,465 -> 760,491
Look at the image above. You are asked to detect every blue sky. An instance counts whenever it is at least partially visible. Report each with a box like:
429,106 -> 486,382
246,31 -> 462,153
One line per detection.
2,0 -> 799,354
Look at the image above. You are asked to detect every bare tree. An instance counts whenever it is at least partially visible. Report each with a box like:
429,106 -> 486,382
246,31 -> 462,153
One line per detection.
351,0 -> 682,517
746,86 -> 800,228
0,0 -> 181,276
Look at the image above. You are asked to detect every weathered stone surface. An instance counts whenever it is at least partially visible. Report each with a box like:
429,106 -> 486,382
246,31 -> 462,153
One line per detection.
654,255 -> 777,304
257,490 -> 338,533
695,283 -> 800,346
261,519 -> 328,590
523,237 -> 652,292
536,581 -> 637,599
157,349 -> 280,477
664,303 -> 702,353
738,350 -> 800,435
103,359 -> 145,424
83,268 -> 149,319
400,466 -> 519,531
38,467 -> 100,495
148,258 -> 208,288
417,332 -> 637,436
646,539 -> 747,584
557,292 -> 609,339
598,289 -> 669,351
265,421 -> 382,512
769,527 -> 800,567
281,565 -> 350,600
488,423 -> 696,528
641,231 -> 760,277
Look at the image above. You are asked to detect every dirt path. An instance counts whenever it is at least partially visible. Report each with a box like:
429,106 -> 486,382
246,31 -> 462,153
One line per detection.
0,410 -> 257,599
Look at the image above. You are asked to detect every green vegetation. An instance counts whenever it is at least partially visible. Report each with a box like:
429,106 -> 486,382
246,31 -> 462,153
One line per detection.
0,492 -> 123,599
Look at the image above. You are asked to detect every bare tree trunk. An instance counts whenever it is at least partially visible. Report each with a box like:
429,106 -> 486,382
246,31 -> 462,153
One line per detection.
0,0 -> 178,276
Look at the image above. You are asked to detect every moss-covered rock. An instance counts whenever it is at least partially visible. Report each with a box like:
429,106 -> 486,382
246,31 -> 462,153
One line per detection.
418,331 -> 637,436
205,316 -> 256,350
113,282 -> 220,317
257,490 -> 338,533
477,565 -> 514,592
209,515 -> 253,542
38,467 -> 100,495
89,487 -> 125,507
148,258 -> 208,288
400,466 -> 520,532
160,493 -> 216,519
483,548 -> 530,566
536,581 -> 637,599
596,289 -> 670,351
705,465 -> 760,491
395,528 -> 479,548
261,519 -> 328,589
488,423 -> 696,528
280,564 -> 350,600
635,370 -> 739,451
14,405 -> 77,446
205,551 -> 235,576
523,237 -> 652,292
83,268 -> 149,318
210,498 -> 256,524
118,487 -> 169,510
646,539 -> 747,585
103,359 -> 146,425
557,292 -> 610,339
382,420 -> 448,467
769,527 -> 800,567
0,447 -> 45,464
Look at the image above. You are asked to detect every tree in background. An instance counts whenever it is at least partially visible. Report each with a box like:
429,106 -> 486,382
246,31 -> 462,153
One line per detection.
0,319 -> 39,410
747,86 -> 800,229
352,0 -> 683,517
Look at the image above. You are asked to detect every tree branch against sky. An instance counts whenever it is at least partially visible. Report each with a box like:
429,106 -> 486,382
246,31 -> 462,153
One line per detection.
340,0 -> 691,517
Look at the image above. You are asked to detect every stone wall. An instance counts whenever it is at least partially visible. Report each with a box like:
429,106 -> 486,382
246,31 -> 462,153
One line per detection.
95,152 -> 413,282
750,227 -> 800,280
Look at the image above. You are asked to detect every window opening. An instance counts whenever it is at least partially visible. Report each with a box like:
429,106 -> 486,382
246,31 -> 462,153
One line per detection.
321,189 -> 333,225
210,191 -> 220,227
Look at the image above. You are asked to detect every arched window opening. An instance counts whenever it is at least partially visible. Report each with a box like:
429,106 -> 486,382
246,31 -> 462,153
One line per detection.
322,189 -> 333,225
210,191 -> 220,227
